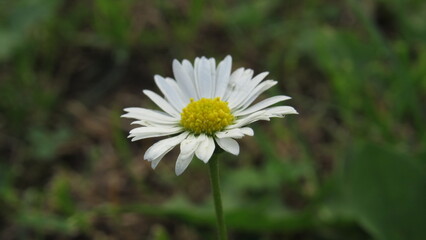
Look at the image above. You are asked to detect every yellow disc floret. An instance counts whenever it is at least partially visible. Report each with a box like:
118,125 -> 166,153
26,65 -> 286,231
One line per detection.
180,97 -> 234,135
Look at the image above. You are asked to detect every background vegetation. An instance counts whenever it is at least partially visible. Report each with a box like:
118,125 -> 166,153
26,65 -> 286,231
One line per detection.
1,0 -> 425,239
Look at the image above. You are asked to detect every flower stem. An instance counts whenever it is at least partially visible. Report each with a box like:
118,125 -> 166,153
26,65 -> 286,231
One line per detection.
208,154 -> 228,240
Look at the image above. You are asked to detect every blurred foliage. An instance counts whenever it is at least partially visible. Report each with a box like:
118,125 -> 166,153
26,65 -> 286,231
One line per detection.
0,0 -> 425,239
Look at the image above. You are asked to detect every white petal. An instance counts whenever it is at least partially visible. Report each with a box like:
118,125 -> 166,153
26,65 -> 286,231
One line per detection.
215,127 -> 254,139
214,55 -> 232,98
182,59 -> 199,99
234,95 -> 291,116
149,132 -> 190,169
209,58 -> 217,97
154,75 -> 187,110
195,135 -> 215,163
179,134 -> 200,156
175,152 -> 195,175
195,57 -> 214,98
227,111 -> 271,129
151,151 -> 167,169
234,80 -> 277,110
227,69 -> 256,107
129,126 -> 183,141
122,107 -> 178,124
144,132 -> 189,161
241,127 -> 254,136
173,60 -> 197,99
250,71 -> 269,87
216,137 -> 240,155
175,134 -> 200,175
143,90 -> 180,117
226,69 -> 254,104
131,120 -> 177,127
129,126 -> 181,135
230,72 -> 269,109
222,68 -> 243,101
228,106 -> 297,129
265,106 -> 299,116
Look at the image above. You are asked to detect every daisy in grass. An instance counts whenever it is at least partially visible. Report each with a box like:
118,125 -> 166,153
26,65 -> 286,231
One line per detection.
123,56 -> 297,176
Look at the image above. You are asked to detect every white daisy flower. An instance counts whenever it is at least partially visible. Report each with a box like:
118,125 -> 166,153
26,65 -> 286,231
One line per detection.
123,56 -> 297,175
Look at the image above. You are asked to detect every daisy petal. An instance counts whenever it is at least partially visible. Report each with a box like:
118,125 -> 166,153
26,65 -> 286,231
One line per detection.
149,132 -> 190,169
229,106 -> 298,129
129,126 -> 183,141
175,152 -> 195,176
182,60 -> 199,99
122,107 -> 178,124
143,90 -> 180,117
195,134 -> 215,163
154,75 -> 186,110
144,132 -> 189,161
151,151 -> 167,169
173,60 -> 197,99
196,57 -> 214,98
222,68 -> 246,101
230,71 -> 270,109
250,71 -> 269,87
241,127 -> 254,136
131,120 -> 177,127
175,135 -> 201,175
216,137 -> 240,155
265,106 -> 299,116
209,58 -> 217,97
236,80 -> 278,110
215,55 -> 232,98
227,111 -> 271,129
226,69 -> 254,105
215,127 -> 254,139
234,95 -> 291,116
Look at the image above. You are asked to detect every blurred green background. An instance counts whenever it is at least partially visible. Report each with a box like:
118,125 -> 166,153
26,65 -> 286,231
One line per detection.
1,0 -> 426,239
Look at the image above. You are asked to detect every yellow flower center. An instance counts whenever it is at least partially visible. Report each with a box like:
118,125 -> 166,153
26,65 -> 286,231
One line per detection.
180,97 -> 234,135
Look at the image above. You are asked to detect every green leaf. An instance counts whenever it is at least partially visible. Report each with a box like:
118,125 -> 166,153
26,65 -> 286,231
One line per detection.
337,143 -> 426,240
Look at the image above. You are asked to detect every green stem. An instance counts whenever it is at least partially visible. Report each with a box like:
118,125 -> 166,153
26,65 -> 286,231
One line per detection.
208,154 -> 228,240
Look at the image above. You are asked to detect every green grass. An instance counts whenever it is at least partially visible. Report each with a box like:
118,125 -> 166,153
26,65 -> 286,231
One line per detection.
1,0 -> 425,239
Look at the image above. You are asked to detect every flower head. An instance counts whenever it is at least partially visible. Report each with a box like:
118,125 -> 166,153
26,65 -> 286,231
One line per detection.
123,56 -> 297,175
